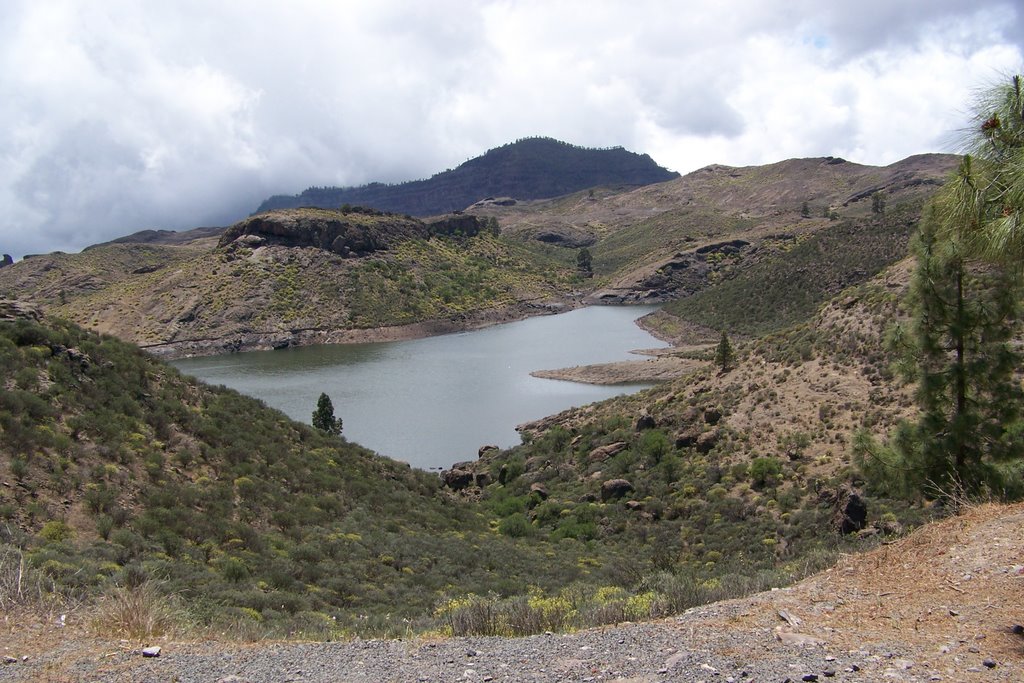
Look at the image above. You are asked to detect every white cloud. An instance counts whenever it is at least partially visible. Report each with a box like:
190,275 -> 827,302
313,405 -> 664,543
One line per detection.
0,0 -> 1021,258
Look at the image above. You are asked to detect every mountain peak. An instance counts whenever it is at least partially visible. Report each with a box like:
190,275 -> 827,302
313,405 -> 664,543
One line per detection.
255,138 -> 679,216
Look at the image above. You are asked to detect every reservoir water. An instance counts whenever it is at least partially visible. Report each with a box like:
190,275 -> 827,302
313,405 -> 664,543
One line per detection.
172,305 -> 666,470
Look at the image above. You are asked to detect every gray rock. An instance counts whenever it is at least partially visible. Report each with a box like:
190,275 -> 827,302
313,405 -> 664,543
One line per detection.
588,442 -> 627,463
141,646 -> 161,657
0,300 -> 42,322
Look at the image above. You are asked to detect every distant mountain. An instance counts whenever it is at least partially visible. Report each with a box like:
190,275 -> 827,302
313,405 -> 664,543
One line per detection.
255,137 -> 679,216
84,225 -> 226,249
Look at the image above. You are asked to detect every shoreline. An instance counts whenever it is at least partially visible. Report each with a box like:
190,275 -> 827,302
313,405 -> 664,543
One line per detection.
148,300 -> 710,388
529,354 -> 707,385
144,299 -> 584,360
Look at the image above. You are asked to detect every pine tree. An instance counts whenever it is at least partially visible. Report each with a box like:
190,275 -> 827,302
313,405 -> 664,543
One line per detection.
714,331 -> 734,373
858,205 -> 1024,498
576,248 -> 593,278
871,191 -> 886,214
958,73 -> 1024,261
312,392 -> 342,436
910,210 -> 1022,490
856,75 -> 1024,501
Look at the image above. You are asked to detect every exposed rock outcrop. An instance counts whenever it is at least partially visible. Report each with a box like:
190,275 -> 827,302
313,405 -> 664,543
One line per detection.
219,209 -> 429,257
588,442 -> 628,463
0,300 -> 42,322
532,227 -> 596,248
819,485 -> 869,535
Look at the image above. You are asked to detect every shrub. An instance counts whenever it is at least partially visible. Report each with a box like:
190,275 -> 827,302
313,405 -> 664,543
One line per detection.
749,457 -> 783,488
39,520 -> 74,543
498,513 -> 532,538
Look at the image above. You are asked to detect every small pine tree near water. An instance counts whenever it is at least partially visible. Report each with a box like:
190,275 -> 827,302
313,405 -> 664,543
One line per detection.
576,248 -> 594,278
312,392 -> 342,436
714,331 -> 734,373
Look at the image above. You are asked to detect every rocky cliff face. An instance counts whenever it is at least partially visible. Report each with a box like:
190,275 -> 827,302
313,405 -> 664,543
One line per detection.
219,208 -> 430,257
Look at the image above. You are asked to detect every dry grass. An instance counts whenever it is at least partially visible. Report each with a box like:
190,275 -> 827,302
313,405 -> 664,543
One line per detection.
90,582 -> 187,642
0,545 -> 59,613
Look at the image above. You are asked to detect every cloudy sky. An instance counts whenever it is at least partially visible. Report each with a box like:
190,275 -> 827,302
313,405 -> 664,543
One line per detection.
2,1 -> 1021,259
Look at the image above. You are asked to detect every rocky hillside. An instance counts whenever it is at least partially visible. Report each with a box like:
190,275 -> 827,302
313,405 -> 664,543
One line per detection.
256,137 -> 680,216
436,257 -> 929,605
0,289 -> 922,644
0,208 -> 579,358
0,154 -> 958,360
468,154 -> 958,306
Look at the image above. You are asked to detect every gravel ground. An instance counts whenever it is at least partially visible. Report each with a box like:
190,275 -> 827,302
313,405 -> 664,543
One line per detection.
2,597 -> 1016,683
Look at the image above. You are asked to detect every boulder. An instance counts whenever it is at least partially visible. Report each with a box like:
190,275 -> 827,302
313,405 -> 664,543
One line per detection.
529,482 -> 549,500
675,429 -> 701,449
837,490 -> 868,534
588,442 -> 627,463
625,500 -> 644,511
442,469 -> 474,491
821,485 -> 869,534
680,406 -> 701,424
474,472 -> 491,487
0,254 -> 13,268
601,479 -> 634,502
703,407 -> 723,425
635,413 -> 657,431
694,429 -> 721,454
478,444 -> 500,458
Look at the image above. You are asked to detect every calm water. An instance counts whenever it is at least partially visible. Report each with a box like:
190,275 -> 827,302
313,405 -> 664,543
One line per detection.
172,305 -> 666,470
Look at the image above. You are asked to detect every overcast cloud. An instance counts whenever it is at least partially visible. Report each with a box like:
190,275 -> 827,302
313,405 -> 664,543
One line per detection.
1,0 -> 1021,259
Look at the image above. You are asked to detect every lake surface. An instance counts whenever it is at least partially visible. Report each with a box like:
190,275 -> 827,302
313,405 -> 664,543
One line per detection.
172,305 -> 666,470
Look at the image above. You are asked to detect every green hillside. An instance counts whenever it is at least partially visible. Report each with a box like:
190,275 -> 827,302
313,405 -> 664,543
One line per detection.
0,268 -> 924,639
0,314 -> 646,637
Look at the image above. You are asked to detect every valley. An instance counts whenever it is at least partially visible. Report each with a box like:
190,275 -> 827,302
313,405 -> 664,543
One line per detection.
1,125 -> 1022,681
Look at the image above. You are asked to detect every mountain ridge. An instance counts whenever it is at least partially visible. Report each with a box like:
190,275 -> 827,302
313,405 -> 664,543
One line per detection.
255,137 -> 680,215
